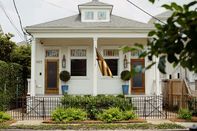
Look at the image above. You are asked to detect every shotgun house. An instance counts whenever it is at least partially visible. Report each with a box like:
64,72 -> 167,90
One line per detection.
26,0 -> 164,97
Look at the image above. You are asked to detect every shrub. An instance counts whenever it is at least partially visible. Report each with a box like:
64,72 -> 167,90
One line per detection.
123,110 -> 137,120
178,108 -> 192,120
0,112 -> 11,123
59,71 -> 70,82
61,95 -> 133,119
120,70 -> 131,81
52,107 -> 87,122
97,107 -> 123,123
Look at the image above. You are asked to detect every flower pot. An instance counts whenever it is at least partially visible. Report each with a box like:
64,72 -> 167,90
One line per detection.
122,85 -> 129,95
61,85 -> 69,95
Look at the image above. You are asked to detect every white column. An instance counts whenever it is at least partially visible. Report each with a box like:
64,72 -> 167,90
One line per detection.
31,38 -> 36,96
155,57 -> 161,95
27,79 -> 31,95
93,37 -> 98,96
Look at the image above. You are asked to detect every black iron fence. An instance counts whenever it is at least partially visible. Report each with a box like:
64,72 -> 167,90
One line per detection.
4,95 -> 197,120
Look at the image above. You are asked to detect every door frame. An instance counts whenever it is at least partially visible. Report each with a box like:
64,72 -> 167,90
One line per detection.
45,59 -> 59,94
130,59 -> 145,94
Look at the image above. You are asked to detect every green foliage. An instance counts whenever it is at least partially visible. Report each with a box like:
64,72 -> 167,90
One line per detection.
0,93 -> 10,111
0,34 -> 16,62
0,60 -> 24,110
59,71 -> 70,82
0,112 -> 11,123
148,1 -> 197,73
120,70 -> 131,81
52,107 -> 87,122
122,110 -> 137,120
178,108 -> 192,120
123,1 -> 197,73
61,95 -> 133,120
97,107 -> 123,123
97,108 -> 137,123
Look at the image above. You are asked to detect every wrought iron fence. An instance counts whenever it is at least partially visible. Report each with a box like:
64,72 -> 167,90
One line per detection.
4,95 -> 197,120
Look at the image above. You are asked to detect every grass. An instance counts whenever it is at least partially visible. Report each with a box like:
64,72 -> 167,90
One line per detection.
0,123 -> 185,130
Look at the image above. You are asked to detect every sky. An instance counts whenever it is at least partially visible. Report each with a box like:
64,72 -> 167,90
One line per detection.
0,0 -> 193,42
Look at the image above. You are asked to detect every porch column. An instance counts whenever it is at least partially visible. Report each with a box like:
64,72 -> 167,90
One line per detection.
155,57 -> 161,95
30,38 -> 36,96
93,37 -> 98,96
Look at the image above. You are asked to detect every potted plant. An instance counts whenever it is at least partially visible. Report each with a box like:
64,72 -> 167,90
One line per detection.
120,70 -> 131,95
59,70 -> 71,94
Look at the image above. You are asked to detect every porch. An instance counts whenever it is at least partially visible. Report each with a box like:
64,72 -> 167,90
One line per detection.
29,37 -> 161,96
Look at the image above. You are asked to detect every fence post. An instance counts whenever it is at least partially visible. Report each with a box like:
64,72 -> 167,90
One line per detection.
21,97 -> 24,120
42,97 -> 45,120
143,97 -> 146,120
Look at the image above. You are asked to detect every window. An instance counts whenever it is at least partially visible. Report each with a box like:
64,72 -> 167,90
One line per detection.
46,50 -> 59,57
105,59 -> 118,76
103,49 -> 119,76
70,49 -> 87,76
71,59 -> 86,76
85,11 -> 94,20
98,11 -> 106,20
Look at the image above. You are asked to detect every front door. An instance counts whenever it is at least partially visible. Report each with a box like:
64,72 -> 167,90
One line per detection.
131,59 -> 145,94
45,59 -> 59,94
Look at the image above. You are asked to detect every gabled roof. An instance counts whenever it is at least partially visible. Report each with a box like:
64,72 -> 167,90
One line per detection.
78,0 -> 112,6
26,14 -> 153,29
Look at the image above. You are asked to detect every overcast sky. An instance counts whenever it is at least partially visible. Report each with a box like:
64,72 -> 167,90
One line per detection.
0,0 -> 193,42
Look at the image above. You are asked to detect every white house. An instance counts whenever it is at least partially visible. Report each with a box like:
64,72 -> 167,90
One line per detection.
26,0 -> 163,97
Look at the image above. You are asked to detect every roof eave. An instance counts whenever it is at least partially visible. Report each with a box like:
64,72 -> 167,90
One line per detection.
25,27 -> 154,33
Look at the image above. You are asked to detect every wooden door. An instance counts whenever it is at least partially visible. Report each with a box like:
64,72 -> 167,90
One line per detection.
45,59 -> 59,94
131,59 -> 145,94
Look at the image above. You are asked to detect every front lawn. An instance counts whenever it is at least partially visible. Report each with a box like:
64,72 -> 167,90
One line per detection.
1,123 -> 185,130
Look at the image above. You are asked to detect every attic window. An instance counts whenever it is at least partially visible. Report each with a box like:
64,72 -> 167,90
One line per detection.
98,11 -> 106,20
85,11 -> 94,20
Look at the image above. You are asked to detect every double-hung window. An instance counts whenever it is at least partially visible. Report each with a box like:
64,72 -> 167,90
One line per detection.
103,49 -> 119,76
70,49 -> 87,76
85,11 -> 94,20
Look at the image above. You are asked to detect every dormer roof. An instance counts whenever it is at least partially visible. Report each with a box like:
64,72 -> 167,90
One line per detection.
78,0 -> 113,6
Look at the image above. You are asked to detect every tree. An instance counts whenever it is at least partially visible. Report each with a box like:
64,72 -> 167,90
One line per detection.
0,33 -> 16,62
124,1 -> 197,74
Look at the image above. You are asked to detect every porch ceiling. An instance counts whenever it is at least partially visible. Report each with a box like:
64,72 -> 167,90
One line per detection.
40,38 -> 147,46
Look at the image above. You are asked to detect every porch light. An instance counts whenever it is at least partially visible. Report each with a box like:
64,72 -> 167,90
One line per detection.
124,55 -> 128,69
62,55 -> 66,68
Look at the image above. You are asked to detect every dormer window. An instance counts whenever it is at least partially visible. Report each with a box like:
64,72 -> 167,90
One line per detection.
79,0 -> 113,22
85,11 -> 94,20
98,11 -> 106,20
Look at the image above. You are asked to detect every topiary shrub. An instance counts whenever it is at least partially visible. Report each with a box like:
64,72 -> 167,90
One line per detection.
120,70 -> 131,81
178,108 -> 192,120
59,71 -> 70,82
52,107 -> 87,122
0,112 -> 11,123
97,107 -> 123,123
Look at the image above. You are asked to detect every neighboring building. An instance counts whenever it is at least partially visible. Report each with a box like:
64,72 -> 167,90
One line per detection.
26,0 -> 165,96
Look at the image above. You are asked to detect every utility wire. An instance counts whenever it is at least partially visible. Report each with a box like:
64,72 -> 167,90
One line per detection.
12,0 -> 27,42
0,2 -> 24,40
41,0 -> 78,13
126,0 -> 166,24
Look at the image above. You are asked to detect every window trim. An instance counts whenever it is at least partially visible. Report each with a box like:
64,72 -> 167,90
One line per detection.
68,46 -> 88,78
100,47 -> 120,77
